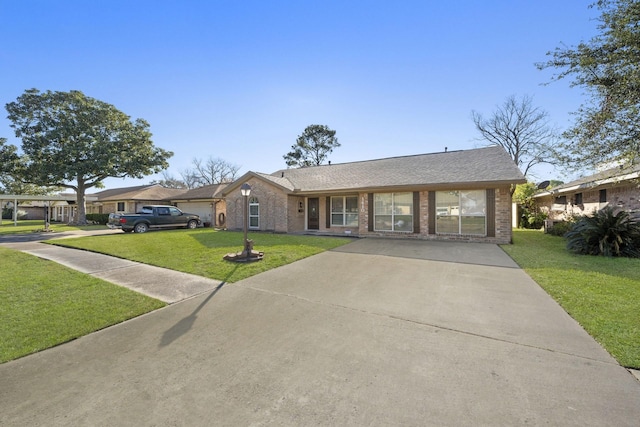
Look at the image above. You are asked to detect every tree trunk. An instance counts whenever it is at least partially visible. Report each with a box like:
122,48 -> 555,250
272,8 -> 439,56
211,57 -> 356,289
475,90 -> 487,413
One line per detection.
75,177 -> 88,225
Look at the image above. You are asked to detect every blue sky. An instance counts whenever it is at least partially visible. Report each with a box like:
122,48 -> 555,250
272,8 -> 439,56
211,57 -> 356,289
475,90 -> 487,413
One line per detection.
0,1 -> 599,189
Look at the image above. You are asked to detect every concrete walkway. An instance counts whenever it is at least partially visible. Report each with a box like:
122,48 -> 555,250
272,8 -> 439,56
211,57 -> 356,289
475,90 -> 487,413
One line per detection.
1,234 -> 639,426
0,229 -> 223,303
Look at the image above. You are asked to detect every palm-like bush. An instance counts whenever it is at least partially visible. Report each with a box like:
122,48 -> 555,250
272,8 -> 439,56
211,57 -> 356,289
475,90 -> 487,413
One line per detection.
565,207 -> 640,257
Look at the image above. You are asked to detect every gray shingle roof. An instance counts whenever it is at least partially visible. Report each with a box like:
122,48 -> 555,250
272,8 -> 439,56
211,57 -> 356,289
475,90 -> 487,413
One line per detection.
93,184 -> 187,201
551,163 -> 640,191
270,145 -> 525,193
171,183 -> 228,200
534,162 -> 640,197
254,172 -> 296,191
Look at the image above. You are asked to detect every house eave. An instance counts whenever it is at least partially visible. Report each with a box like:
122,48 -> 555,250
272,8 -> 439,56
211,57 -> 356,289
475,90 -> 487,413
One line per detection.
290,180 -> 522,196
533,171 -> 640,198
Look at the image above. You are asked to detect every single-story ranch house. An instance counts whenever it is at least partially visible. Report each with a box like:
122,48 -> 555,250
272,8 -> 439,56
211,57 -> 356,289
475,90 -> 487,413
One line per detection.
534,163 -> 640,224
169,184 -> 227,227
1,184 -> 227,227
85,184 -> 186,218
222,146 -> 526,244
88,183 -> 227,227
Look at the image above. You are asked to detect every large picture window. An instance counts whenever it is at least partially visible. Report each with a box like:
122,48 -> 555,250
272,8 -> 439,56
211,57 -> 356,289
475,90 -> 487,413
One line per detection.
331,196 -> 358,226
436,190 -> 486,235
249,197 -> 259,229
374,192 -> 413,232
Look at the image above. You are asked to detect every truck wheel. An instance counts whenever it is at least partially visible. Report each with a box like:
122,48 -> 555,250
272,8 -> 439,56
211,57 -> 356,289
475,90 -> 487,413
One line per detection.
187,220 -> 198,229
134,223 -> 149,233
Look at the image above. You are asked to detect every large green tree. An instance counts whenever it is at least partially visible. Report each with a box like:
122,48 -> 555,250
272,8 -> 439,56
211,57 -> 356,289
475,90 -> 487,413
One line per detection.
4,89 -> 173,224
538,0 -> 640,167
283,124 -> 340,168
0,138 -> 59,195
0,137 -> 19,177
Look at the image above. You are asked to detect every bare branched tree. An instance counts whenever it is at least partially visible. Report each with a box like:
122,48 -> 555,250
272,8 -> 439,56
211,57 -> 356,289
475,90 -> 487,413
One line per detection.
180,157 -> 240,188
178,170 -> 202,189
150,171 -> 187,189
472,95 -> 559,182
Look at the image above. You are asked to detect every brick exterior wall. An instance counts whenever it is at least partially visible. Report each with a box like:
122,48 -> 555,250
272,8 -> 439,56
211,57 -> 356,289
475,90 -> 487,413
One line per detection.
226,180 -> 514,244
537,181 -> 640,221
225,177 -> 289,232
494,187 -> 513,243
287,195 -> 306,232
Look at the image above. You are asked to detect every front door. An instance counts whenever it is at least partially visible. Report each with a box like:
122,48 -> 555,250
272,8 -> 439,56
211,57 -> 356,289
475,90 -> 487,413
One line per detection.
307,198 -> 319,230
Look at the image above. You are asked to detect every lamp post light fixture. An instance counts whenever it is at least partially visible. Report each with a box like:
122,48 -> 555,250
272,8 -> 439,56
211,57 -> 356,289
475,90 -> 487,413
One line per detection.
240,183 -> 251,257
223,182 -> 264,262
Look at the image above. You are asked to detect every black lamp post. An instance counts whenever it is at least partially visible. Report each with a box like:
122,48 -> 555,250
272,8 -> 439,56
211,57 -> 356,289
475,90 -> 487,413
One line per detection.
223,182 -> 263,262
240,183 -> 251,257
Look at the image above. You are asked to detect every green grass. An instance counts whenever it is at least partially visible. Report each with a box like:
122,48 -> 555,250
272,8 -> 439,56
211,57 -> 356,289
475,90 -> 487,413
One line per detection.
501,229 -> 640,369
49,229 -> 352,283
0,247 -> 166,363
0,219 -> 104,235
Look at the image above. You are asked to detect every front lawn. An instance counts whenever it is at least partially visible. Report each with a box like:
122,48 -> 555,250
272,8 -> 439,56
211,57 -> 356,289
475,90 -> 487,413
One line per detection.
501,229 -> 640,369
1,230 -> 349,363
0,247 -> 165,363
49,229 -> 352,283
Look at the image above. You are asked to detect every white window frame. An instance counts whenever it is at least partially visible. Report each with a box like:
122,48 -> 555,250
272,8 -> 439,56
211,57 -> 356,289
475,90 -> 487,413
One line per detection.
373,192 -> 414,232
248,197 -> 259,229
330,195 -> 358,227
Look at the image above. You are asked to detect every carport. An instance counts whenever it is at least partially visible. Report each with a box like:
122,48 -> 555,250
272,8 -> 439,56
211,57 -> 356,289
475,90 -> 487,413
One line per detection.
0,194 -> 97,226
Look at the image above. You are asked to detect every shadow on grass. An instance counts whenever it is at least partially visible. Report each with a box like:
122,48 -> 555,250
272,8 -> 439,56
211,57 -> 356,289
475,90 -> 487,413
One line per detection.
188,228 -> 242,249
159,264 -> 238,348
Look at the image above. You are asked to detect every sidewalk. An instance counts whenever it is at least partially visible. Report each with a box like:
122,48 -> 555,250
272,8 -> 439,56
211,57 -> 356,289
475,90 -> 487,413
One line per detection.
0,229 -> 222,303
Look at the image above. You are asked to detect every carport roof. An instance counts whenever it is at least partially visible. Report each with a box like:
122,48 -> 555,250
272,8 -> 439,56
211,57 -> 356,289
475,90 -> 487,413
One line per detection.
223,145 -> 526,195
0,194 -> 97,202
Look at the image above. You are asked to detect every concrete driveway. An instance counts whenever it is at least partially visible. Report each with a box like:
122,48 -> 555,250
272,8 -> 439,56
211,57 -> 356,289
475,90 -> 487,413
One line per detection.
1,238 -> 639,426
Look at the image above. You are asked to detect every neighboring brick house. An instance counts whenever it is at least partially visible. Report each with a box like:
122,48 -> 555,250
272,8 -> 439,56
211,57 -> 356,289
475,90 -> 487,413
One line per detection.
533,163 -> 640,223
222,146 -> 526,244
3,184 -> 227,224
170,183 -> 228,227
88,184 -> 187,216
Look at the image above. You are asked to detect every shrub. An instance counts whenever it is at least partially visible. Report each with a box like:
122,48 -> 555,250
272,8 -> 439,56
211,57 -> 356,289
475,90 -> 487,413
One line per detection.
514,182 -> 548,229
547,221 -> 573,237
565,207 -> 640,257
525,211 -> 547,229
86,213 -> 110,225
547,214 -> 580,237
